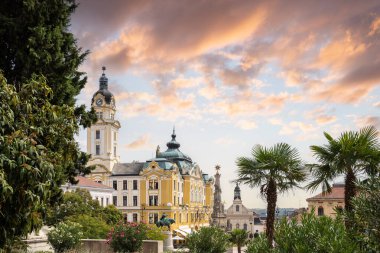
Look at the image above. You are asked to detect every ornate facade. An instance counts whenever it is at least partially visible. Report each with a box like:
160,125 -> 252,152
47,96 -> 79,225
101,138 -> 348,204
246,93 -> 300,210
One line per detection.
87,68 -> 214,234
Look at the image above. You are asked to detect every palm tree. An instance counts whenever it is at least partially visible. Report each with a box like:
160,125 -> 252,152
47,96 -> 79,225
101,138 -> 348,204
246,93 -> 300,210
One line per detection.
230,229 -> 248,253
307,126 -> 380,228
236,143 -> 306,247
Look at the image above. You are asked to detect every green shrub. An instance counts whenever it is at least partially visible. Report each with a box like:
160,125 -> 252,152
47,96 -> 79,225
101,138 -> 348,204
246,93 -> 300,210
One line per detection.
47,221 -> 83,253
246,234 -> 274,253
186,226 -> 231,253
146,225 -> 167,240
245,212 -> 359,253
68,214 -> 110,239
108,222 -> 148,253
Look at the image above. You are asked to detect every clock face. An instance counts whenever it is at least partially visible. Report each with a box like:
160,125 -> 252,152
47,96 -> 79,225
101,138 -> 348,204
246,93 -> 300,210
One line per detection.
96,98 -> 103,106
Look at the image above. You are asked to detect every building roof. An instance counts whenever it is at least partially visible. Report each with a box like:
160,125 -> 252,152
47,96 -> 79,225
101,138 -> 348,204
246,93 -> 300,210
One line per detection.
156,129 -> 193,173
306,183 -> 344,201
75,176 -> 113,190
112,162 -> 145,175
91,67 -> 114,105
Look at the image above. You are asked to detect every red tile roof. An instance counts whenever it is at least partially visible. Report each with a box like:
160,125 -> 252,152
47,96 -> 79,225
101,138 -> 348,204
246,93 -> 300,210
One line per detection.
306,184 -> 344,201
74,176 -> 113,190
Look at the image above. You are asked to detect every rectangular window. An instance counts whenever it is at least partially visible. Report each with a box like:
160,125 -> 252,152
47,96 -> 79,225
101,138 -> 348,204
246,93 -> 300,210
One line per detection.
133,213 -> 138,222
174,180 -> 176,190
174,196 -> 176,205
96,145 -> 100,155
101,197 -> 104,207
113,181 -> 117,190
106,198 -> 109,206
111,113 -> 114,120
114,146 -> 117,157
113,196 -> 117,206
96,130 -> 100,139
149,213 -> 159,224
123,196 -> 128,206
133,180 -> 138,190
114,132 -> 117,141
149,180 -> 159,190
149,195 -> 158,206
123,180 -> 128,190
133,196 -> 138,206
96,112 -> 103,119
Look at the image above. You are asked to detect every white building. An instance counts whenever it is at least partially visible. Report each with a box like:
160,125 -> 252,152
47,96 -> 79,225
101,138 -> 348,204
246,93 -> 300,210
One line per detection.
62,176 -> 113,207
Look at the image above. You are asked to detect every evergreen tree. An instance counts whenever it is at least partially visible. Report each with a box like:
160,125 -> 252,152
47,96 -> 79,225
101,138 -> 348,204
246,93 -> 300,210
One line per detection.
0,0 -> 88,107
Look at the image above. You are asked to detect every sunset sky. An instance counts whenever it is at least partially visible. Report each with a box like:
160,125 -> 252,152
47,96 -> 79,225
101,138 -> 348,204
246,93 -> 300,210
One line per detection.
72,0 -> 380,209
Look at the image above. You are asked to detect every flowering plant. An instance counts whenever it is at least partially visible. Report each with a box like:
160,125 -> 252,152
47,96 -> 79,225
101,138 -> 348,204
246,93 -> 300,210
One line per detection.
47,221 -> 83,253
107,222 -> 148,253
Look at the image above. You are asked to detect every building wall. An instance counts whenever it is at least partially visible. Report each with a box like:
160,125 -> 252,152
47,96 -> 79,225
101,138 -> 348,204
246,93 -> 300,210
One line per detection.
307,199 -> 344,218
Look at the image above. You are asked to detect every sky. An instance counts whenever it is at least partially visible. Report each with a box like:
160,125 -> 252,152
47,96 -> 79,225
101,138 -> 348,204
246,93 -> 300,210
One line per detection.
71,0 -> 380,209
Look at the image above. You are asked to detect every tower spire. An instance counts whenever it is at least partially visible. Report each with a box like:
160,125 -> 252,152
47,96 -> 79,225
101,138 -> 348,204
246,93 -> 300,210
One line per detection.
99,66 -> 108,90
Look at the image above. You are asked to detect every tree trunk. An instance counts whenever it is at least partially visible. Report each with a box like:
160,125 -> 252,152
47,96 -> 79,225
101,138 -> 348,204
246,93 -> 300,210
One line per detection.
345,168 -> 356,229
266,179 -> 277,248
238,244 -> 241,253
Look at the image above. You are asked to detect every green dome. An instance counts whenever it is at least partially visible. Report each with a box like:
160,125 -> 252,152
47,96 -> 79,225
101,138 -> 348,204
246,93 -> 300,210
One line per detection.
156,128 -> 193,173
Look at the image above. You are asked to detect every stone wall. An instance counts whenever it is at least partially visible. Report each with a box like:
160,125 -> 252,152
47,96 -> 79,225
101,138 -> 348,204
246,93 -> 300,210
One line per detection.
25,239 -> 163,253
79,239 -> 163,253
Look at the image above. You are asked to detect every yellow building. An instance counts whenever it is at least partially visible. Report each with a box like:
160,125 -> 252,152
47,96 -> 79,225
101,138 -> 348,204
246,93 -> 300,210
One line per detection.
306,183 -> 344,218
87,68 -> 214,234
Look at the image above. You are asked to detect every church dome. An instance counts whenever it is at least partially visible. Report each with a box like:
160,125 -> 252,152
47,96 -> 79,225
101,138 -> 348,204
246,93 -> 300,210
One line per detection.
156,128 -> 193,173
91,66 -> 114,105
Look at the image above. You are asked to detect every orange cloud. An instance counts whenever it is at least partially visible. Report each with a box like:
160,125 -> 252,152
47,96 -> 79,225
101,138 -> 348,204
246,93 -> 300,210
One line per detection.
126,134 -> 151,149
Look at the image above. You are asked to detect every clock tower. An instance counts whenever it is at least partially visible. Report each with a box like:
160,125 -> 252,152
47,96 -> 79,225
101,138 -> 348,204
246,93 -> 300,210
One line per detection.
87,67 -> 121,183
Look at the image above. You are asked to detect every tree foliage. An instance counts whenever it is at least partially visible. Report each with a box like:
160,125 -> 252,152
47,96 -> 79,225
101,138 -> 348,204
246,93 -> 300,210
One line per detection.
350,177 -> 380,252
307,126 -> 380,228
46,188 -> 122,239
236,143 -> 306,247
246,212 -> 359,253
0,0 -> 88,107
0,75 -> 92,248
230,229 -> 248,253
186,226 -> 231,253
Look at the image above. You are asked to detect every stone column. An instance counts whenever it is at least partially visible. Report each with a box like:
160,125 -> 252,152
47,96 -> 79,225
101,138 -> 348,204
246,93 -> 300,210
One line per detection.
162,231 -> 174,251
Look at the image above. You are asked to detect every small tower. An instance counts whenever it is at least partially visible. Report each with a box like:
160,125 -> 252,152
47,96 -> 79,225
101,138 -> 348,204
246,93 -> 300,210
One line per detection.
87,67 -> 121,183
211,165 -> 227,228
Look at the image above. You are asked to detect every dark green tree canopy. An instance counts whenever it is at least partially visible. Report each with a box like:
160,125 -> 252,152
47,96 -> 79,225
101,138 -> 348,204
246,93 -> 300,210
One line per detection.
0,75 -> 93,248
0,0 -> 88,107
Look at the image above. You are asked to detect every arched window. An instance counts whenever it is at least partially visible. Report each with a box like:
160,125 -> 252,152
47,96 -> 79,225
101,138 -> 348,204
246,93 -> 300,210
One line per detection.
236,205 -> 240,212
243,224 -> 248,231
236,223 -> 240,229
318,206 -> 324,216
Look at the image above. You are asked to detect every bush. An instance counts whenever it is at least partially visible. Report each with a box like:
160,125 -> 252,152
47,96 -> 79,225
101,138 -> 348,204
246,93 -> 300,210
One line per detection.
47,221 -> 83,253
68,214 -> 110,239
246,234 -> 273,253
146,225 -> 167,241
107,222 -> 148,253
186,226 -> 231,253
245,212 -> 359,253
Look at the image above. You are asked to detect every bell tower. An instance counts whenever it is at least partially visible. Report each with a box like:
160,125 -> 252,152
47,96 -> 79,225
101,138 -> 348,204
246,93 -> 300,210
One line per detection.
87,67 -> 121,183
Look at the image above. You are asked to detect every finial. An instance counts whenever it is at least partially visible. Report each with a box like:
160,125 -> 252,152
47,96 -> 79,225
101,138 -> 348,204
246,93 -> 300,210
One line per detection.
171,125 -> 176,140
102,66 -> 106,74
